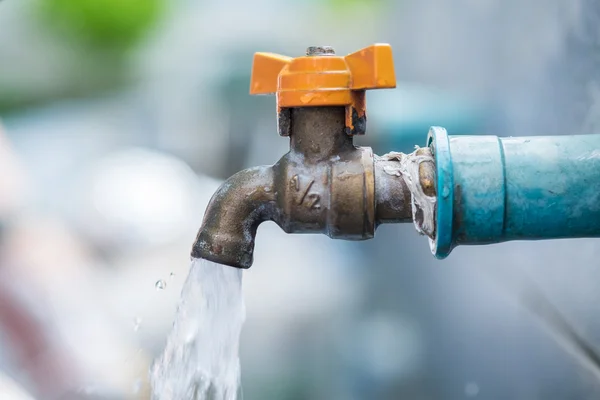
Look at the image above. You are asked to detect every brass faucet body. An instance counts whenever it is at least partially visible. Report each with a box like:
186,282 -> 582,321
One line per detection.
192,45 -> 435,268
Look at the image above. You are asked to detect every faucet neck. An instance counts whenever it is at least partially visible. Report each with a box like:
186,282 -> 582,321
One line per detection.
289,107 -> 354,160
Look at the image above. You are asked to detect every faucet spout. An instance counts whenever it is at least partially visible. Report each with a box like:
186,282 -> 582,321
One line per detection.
191,166 -> 276,269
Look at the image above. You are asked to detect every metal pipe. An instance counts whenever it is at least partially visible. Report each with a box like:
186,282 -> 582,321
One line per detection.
373,158 -> 413,225
428,126 -> 600,258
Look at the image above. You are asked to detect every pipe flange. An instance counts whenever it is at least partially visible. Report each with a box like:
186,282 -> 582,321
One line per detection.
427,126 -> 454,258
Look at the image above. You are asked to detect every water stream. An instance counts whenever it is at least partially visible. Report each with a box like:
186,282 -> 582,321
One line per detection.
150,258 -> 246,400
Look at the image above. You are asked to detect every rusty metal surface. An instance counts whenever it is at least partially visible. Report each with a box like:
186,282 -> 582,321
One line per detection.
374,158 -> 412,224
306,46 -> 335,56
416,147 -> 436,197
192,107 -> 429,268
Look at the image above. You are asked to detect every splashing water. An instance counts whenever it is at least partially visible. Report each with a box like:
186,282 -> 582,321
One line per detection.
150,258 -> 246,400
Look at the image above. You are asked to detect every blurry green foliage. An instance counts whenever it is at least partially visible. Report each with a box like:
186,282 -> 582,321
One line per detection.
0,0 -> 167,112
36,0 -> 166,51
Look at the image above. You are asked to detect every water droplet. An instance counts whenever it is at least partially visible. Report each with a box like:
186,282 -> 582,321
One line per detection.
465,382 -> 479,397
133,317 -> 142,332
442,186 -> 450,199
169,272 -> 175,279
155,280 -> 167,290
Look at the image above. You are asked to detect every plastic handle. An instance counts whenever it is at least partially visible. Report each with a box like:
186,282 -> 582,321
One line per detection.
249,44 -> 396,98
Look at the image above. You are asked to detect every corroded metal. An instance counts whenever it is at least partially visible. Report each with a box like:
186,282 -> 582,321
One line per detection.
306,46 -> 335,56
416,147 -> 436,197
191,106 -> 424,268
374,157 -> 412,224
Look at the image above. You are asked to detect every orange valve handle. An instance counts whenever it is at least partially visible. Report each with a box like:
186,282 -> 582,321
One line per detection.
249,44 -> 396,135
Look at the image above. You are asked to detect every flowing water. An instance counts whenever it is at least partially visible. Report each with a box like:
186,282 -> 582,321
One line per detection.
150,258 -> 246,400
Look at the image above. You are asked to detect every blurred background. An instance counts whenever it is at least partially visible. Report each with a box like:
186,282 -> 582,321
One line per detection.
0,0 -> 600,398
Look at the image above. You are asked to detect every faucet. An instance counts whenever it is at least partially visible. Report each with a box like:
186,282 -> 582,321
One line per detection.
192,44 -> 435,268
192,43 -> 600,269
